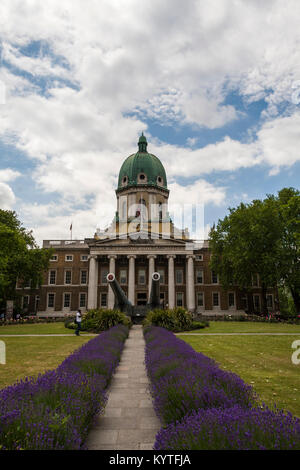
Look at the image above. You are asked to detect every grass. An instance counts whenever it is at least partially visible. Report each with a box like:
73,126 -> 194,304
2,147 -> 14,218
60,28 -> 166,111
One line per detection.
189,320 -> 300,334
0,322 -> 74,335
179,326 -> 300,417
0,336 -> 91,390
0,322 -> 97,336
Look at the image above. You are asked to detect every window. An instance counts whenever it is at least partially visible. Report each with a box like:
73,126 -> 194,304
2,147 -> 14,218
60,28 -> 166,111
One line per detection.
65,270 -> 72,285
65,255 -> 73,262
48,293 -> 55,308
35,295 -> 40,311
196,270 -> 203,284
213,292 -> 219,307
79,293 -> 86,308
228,292 -> 235,307
23,279 -> 31,288
63,293 -> 71,308
119,269 -> 127,284
158,269 -> 165,284
158,202 -> 162,220
211,271 -> 218,284
252,274 -> 259,287
253,294 -> 260,311
22,295 -> 29,309
81,255 -> 88,261
176,292 -> 184,307
80,270 -> 87,285
241,296 -> 248,310
266,294 -> 273,309
197,292 -> 204,307
176,269 -> 183,285
101,293 -> 107,307
50,255 -> 58,261
138,269 -> 146,285
195,254 -> 203,261
101,269 -> 108,284
49,270 -> 56,285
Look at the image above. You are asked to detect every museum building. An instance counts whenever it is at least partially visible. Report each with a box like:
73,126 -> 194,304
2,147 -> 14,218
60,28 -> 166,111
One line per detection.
17,135 -> 276,316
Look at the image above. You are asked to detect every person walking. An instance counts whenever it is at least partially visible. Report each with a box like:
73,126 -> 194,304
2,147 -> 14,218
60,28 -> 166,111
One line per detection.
75,309 -> 82,336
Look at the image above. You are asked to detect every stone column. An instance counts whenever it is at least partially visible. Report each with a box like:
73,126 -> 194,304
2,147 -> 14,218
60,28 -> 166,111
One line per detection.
127,255 -> 136,305
147,255 -> 157,298
186,255 -> 195,312
108,255 -> 117,309
87,255 -> 98,309
167,255 -> 176,309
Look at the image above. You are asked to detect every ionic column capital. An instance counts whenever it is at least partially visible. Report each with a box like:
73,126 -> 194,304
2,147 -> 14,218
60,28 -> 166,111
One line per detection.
147,254 -> 157,259
127,254 -> 137,259
186,254 -> 195,260
88,254 -> 98,260
167,254 -> 176,259
108,255 -> 117,260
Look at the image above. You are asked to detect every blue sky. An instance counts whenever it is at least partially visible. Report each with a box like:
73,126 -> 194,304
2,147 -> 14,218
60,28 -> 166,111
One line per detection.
0,1 -> 299,245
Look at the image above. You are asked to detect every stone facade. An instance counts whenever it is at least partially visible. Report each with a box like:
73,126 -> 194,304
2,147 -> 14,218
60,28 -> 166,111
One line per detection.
16,136 -> 277,317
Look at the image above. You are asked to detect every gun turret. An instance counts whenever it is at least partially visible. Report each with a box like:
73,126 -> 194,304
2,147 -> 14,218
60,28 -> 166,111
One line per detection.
147,272 -> 162,310
106,273 -> 133,316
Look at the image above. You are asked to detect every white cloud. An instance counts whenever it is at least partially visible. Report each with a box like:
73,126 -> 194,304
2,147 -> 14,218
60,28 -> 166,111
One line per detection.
0,0 -> 299,239
256,111 -> 300,168
0,182 -> 16,209
0,168 -> 21,182
0,169 -> 20,210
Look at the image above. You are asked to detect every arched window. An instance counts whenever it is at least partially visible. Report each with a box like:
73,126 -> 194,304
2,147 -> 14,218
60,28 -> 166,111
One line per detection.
159,202 -> 162,221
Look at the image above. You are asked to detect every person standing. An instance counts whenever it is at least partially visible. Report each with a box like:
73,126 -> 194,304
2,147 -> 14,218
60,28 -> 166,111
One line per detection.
75,309 -> 82,336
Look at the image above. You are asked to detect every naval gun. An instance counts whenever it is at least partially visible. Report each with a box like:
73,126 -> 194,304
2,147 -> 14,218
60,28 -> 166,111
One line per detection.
106,273 -> 133,316
147,272 -> 162,310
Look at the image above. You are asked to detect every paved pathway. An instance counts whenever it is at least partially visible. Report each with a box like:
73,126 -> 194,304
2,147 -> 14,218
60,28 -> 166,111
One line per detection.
86,325 -> 160,450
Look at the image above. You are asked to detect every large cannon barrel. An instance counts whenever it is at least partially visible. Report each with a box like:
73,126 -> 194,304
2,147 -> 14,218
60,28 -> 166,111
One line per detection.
147,272 -> 161,310
106,273 -> 133,316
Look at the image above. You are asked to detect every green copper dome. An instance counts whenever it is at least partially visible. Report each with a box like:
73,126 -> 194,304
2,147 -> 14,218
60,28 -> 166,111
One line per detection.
117,134 -> 168,191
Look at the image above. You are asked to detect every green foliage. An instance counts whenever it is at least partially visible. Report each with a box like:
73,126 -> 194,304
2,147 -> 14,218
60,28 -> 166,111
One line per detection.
65,309 -> 132,333
278,286 -> 296,318
209,187 -> 300,314
0,210 -> 53,304
144,307 -> 201,332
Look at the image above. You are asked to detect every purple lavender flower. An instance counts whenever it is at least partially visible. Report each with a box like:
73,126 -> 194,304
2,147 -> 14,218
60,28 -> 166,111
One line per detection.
154,406 -> 300,450
0,325 -> 128,450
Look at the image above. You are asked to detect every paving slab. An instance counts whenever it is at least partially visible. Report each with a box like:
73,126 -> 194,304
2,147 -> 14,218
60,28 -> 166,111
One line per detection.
86,325 -> 160,450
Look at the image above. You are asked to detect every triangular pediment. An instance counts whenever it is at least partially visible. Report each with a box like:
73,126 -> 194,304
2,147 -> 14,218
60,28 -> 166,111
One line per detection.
86,231 -> 191,248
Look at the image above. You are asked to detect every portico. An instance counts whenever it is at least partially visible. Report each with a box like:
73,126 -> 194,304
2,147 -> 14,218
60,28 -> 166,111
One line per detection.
86,242 -> 196,312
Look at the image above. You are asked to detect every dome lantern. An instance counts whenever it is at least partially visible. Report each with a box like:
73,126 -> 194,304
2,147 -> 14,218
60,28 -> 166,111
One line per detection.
138,132 -> 148,153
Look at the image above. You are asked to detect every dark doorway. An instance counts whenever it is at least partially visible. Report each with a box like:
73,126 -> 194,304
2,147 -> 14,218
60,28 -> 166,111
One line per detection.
137,292 -> 147,306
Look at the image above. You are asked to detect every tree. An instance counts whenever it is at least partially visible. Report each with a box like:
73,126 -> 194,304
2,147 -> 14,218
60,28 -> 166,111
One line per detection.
0,210 -> 53,305
209,196 -> 284,314
274,188 -> 300,313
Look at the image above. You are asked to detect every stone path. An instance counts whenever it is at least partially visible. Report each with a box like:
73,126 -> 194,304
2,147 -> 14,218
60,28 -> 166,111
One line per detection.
86,325 -> 160,450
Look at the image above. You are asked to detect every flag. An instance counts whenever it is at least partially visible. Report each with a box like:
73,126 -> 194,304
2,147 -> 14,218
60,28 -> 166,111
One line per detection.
70,223 -> 72,231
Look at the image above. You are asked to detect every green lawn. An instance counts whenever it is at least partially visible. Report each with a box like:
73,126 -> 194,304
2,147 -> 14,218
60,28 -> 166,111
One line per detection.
0,322 -> 74,335
0,336 -> 91,389
179,328 -> 300,417
190,320 -> 300,334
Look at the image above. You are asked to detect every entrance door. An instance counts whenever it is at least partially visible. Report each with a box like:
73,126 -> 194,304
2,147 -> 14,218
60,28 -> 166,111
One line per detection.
137,292 -> 147,306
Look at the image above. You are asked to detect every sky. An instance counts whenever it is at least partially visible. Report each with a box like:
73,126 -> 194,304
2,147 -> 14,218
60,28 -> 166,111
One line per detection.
0,0 -> 300,245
